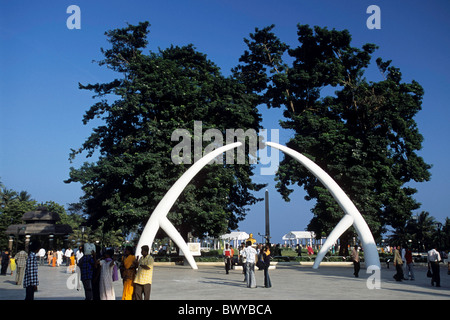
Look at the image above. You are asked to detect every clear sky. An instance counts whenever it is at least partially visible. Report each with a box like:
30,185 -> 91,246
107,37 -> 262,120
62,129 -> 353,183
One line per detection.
1,1 -> 449,243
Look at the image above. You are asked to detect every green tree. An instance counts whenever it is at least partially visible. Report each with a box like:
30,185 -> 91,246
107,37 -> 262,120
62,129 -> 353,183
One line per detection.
401,211 -> 436,250
66,22 -> 264,240
17,191 -> 32,202
60,202 -> 87,231
0,184 -> 37,249
442,218 -> 450,251
234,24 -> 431,253
1,188 -> 18,210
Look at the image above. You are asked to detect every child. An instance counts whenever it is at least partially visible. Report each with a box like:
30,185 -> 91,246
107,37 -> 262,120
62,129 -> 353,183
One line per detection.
10,256 -> 16,276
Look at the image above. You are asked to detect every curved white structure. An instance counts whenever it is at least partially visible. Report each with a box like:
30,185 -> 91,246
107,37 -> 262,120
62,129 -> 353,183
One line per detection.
266,142 -> 380,269
135,142 -> 242,269
135,141 -> 380,270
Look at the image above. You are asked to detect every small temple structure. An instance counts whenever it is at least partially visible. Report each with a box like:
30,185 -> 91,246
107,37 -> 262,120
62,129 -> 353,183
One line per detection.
5,206 -> 73,252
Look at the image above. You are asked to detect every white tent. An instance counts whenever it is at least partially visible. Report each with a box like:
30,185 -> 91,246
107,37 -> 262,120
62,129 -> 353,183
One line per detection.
220,231 -> 249,247
282,231 -> 316,246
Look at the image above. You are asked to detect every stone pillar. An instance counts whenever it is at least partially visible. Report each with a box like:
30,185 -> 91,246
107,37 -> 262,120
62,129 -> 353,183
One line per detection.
8,236 -> 13,251
25,235 -> 31,253
49,234 -> 54,250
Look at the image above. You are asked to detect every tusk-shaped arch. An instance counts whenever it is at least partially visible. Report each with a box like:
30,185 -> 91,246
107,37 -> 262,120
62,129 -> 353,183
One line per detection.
135,142 -> 242,269
265,142 -> 380,269
313,214 -> 353,269
135,140 -> 380,271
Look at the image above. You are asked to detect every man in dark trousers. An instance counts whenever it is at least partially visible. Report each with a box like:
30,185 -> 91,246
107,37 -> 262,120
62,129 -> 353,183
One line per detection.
351,245 -> 360,277
427,245 -> 441,287
78,246 -> 97,300
24,241 -> 40,300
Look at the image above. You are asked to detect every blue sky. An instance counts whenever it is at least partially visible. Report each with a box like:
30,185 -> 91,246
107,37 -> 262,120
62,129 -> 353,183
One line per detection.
1,1 -> 449,243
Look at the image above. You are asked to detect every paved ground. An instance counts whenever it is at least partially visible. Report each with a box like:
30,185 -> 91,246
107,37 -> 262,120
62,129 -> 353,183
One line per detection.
0,262 -> 449,300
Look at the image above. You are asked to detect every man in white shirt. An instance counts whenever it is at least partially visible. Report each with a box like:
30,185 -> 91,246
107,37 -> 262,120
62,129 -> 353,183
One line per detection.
427,246 -> 441,287
36,248 -> 46,266
242,241 -> 257,288
239,244 -> 247,282
65,248 -> 73,266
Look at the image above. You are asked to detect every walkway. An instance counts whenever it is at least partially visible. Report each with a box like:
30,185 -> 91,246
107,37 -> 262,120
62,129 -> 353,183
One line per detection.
0,263 -> 448,300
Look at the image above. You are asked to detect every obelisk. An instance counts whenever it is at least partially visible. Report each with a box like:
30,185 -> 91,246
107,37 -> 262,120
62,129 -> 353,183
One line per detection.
265,189 -> 270,243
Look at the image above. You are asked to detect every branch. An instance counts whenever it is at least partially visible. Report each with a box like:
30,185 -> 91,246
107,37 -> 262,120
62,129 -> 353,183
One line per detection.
262,42 -> 295,114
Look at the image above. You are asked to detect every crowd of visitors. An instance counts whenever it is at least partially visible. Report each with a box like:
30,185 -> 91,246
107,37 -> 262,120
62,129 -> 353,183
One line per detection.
74,244 -> 155,300
1,240 -> 449,299
0,242 -> 154,300
350,242 -> 448,287
223,241 -> 273,289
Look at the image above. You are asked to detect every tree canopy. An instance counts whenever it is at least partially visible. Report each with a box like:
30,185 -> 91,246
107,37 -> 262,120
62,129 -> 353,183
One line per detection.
66,22 -> 265,240
234,24 -> 432,251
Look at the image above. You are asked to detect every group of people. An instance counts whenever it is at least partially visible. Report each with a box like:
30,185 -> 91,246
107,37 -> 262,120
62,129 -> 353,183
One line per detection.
4,239 -> 449,299
351,243 -> 448,288
1,248 -> 31,287
35,248 -> 64,267
0,242 -> 155,300
30,247 -> 77,268
392,244 -> 446,287
76,244 -> 154,300
390,245 -> 416,282
223,241 -> 272,289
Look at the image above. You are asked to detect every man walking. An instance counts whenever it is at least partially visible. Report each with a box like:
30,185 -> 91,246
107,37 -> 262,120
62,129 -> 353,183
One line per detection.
1,249 -> 10,275
223,244 -> 232,274
37,247 -> 45,266
351,245 -> 360,277
64,247 -> 73,266
78,247 -> 96,300
427,245 -> 441,287
14,248 -> 28,285
24,241 -> 40,300
393,245 -> 404,281
405,247 -> 415,280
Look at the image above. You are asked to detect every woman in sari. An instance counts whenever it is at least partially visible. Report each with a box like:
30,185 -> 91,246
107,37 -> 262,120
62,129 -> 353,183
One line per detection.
69,252 -> 76,273
99,249 -> 118,300
120,246 -> 136,300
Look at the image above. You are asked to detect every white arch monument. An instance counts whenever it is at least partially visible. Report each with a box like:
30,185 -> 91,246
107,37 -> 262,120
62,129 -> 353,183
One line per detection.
135,142 -> 380,270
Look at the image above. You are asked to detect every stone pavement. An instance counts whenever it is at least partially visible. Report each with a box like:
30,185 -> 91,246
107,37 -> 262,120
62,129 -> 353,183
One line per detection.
0,262 -> 449,300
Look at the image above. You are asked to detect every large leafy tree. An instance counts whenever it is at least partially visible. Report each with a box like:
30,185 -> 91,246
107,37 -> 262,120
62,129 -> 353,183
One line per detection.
66,22 -> 264,240
401,211 -> 437,251
234,24 -> 431,253
0,182 -> 36,249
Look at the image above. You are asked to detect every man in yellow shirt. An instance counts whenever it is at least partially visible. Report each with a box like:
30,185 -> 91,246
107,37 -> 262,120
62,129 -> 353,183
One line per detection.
133,245 -> 154,300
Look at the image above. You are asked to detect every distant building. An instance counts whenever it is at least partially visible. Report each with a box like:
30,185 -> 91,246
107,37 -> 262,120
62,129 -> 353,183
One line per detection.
282,231 -> 317,247
5,206 -> 72,252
